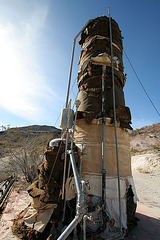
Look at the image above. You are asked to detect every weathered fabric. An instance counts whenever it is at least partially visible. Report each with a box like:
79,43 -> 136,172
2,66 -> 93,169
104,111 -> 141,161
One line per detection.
78,16 -> 123,50
77,86 -> 125,115
23,203 -> 56,233
74,118 -> 132,176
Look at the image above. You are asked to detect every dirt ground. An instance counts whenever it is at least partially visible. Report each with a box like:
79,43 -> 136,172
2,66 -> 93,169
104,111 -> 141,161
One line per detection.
126,153 -> 160,240
0,153 -> 160,239
126,202 -> 160,240
0,190 -> 31,240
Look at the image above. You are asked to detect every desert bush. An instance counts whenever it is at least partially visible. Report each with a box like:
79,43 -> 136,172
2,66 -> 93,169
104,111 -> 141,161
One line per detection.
150,144 -> 160,152
0,127 -> 53,183
130,148 -> 140,155
136,167 -> 150,174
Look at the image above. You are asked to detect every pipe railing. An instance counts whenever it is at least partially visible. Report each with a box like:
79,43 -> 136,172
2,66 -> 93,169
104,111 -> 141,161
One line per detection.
57,152 -> 87,240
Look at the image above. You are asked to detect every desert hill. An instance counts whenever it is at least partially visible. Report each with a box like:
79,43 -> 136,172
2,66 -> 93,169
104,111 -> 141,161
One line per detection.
0,125 -> 62,182
0,125 -> 61,150
130,123 -> 160,211
130,123 -> 160,153
0,124 -> 61,138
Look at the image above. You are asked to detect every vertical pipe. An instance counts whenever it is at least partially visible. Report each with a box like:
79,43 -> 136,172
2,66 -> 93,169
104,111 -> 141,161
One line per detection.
65,19 -> 93,109
58,153 -> 86,240
65,40 -> 76,109
102,65 -> 106,210
62,101 -> 79,220
61,130 -> 69,222
57,215 -> 83,240
108,7 -> 122,236
70,105 -> 78,150
62,131 -> 69,200
79,138 -> 84,177
62,100 -> 72,201
83,215 -> 87,240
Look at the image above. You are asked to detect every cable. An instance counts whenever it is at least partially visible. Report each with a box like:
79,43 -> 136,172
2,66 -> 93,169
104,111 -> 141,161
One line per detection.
124,50 -> 160,117
71,77 -> 77,92
72,91 -> 79,110
54,111 -> 62,127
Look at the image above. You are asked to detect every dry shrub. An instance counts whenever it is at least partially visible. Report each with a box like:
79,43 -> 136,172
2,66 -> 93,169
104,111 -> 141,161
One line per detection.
136,167 -> 150,174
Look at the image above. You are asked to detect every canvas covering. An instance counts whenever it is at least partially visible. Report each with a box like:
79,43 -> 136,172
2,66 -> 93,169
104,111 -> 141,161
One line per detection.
74,118 -> 132,176
65,174 -> 138,229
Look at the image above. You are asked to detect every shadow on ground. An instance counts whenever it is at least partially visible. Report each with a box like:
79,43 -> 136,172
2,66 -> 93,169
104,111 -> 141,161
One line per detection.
125,212 -> 160,240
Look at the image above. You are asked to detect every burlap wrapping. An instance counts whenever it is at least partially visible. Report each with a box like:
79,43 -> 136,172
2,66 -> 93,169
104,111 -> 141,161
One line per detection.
77,86 -> 125,115
37,163 -> 60,191
77,66 -> 126,90
79,16 -> 123,50
27,180 -> 44,198
109,106 -> 132,122
79,37 -> 123,73
44,148 -> 63,183
74,118 -> 132,177
27,180 -> 60,203
77,16 -> 125,92
76,16 -> 130,127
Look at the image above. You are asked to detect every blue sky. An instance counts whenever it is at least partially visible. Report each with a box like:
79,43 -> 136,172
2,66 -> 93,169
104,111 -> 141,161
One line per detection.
0,0 -> 160,130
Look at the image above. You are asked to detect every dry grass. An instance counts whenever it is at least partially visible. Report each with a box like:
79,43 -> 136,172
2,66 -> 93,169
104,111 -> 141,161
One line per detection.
130,148 -> 140,155
136,167 -> 150,174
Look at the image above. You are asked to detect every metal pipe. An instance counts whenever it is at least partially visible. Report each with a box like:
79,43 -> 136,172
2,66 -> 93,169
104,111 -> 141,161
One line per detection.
62,100 -> 74,220
102,65 -> 107,230
65,40 -> 76,109
79,138 -> 84,177
70,103 -> 79,150
61,130 -> 69,222
108,7 -> 122,236
58,152 -> 86,240
62,131 -> 69,200
83,215 -> 87,240
65,19 -> 94,109
62,99 -> 72,199
69,136 -> 84,177
57,214 -> 83,240
102,65 -> 106,202
69,151 -> 81,196
62,160 -> 71,222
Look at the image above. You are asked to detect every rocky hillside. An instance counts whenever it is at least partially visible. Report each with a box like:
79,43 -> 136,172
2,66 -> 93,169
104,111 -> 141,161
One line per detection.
0,125 -> 61,137
0,125 -> 61,159
0,125 -> 62,183
130,123 -> 160,153
0,125 -> 61,145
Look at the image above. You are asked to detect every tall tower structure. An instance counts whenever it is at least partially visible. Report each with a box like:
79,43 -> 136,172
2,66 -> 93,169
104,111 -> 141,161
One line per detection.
73,16 -> 137,234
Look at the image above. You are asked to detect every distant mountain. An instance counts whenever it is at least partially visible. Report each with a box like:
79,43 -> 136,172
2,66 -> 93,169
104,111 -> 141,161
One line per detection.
0,125 -> 62,150
0,125 -> 61,136
130,123 -> 160,152
14,125 -> 61,135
